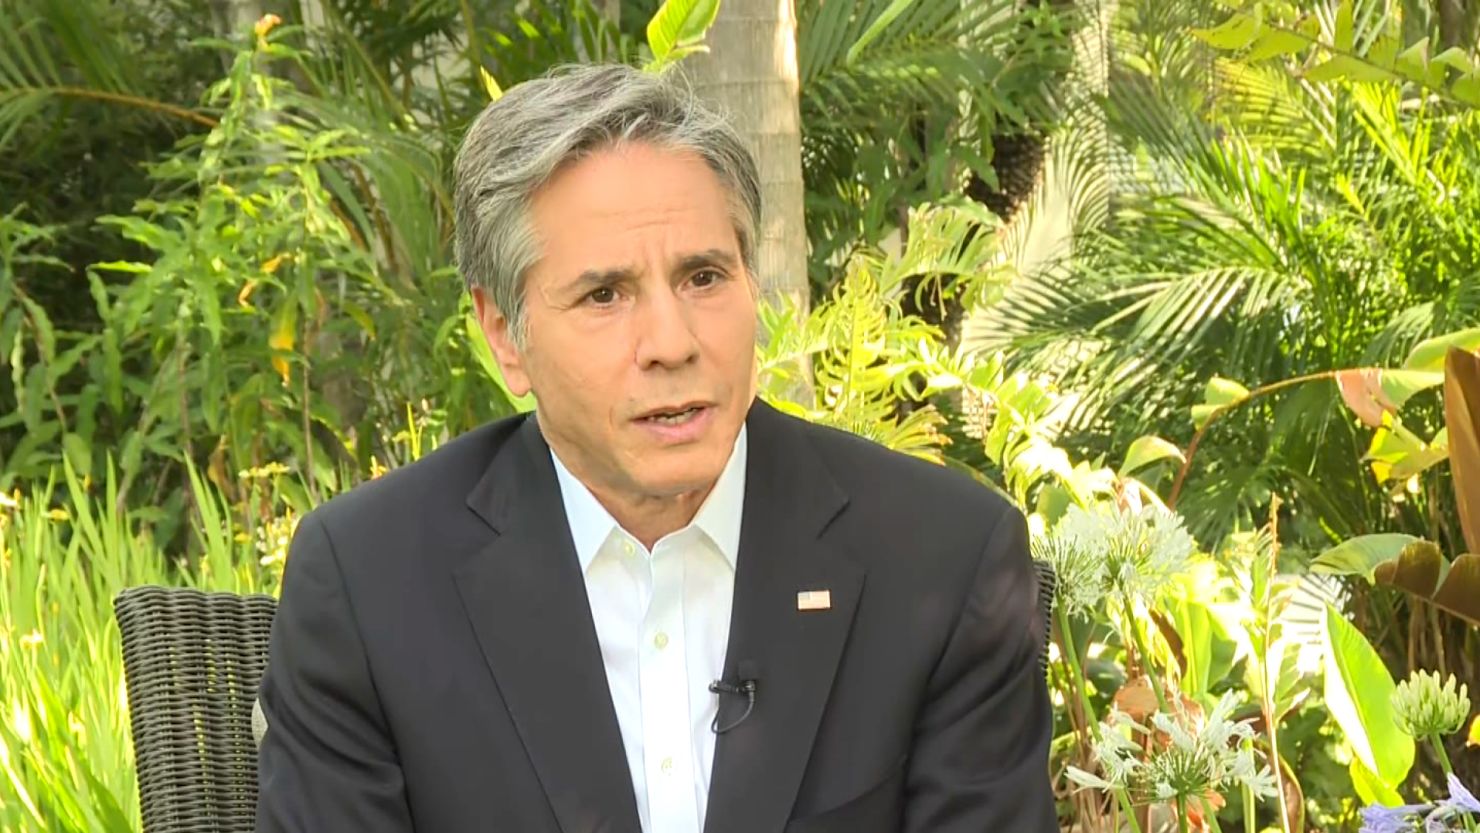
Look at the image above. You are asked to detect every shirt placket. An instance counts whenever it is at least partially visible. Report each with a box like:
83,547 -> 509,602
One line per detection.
639,538 -> 699,832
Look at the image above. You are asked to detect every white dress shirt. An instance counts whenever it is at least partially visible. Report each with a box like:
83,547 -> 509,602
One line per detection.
549,427 -> 747,833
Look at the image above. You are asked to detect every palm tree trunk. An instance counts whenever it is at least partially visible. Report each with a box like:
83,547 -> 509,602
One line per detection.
680,0 -> 810,313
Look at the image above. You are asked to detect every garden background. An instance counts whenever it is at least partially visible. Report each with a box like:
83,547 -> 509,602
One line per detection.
2,0 -> 1480,830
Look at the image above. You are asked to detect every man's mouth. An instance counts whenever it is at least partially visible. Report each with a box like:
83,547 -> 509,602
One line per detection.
637,404 -> 709,425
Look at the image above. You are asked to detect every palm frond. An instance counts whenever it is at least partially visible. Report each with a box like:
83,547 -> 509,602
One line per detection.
0,0 -> 213,150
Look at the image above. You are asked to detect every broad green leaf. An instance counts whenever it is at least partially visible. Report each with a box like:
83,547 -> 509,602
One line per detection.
1395,37 -> 1430,77
1366,413 -> 1434,483
1378,370 -> 1443,407
1246,27 -> 1309,61
1312,533 -> 1418,579
463,314 -> 535,413
1432,47 -> 1477,75
646,0 -> 721,64
1191,13 -> 1262,51
1376,421 -> 1448,483
1306,55 -> 1393,83
1404,327 -> 1480,371
1192,376 -> 1250,427
1445,347 -> 1480,554
1206,376 -> 1250,406
1322,605 -> 1413,787
1349,757 -> 1404,807
1336,369 -> 1443,427
1169,595 -> 1237,698
1120,435 -> 1184,476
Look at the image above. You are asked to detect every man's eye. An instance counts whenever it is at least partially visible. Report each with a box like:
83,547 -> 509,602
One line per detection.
587,287 -> 618,305
691,269 -> 724,288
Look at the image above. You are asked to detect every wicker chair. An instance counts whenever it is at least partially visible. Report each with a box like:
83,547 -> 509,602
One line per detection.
1031,559 -> 1057,678
113,562 -> 1056,831
114,586 -> 278,833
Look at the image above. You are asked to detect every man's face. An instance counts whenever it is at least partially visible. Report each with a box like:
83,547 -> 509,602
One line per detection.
474,142 -> 758,502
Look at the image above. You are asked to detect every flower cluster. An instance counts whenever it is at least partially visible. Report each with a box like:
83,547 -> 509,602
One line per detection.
1038,500 -> 1197,613
1066,692 -> 1276,806
1392,670 -> 1471,739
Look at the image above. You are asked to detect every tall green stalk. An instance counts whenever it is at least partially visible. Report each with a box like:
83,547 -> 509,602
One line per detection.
1056,605 -> 1145,833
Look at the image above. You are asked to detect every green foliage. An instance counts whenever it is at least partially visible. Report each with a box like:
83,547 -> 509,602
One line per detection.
6,1 -> 1478,830
1321,604 -> 1415,800
797,0 -> 1072,278
1,24 -> 519,507
1198,0 -> 1480,107
643,0 -> 721,70
0,464 -> 277,832
972,0 -> 1480,553
758,203 -> 1005,462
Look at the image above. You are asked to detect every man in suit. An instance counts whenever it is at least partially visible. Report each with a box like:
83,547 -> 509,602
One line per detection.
256,62 -> 1056,832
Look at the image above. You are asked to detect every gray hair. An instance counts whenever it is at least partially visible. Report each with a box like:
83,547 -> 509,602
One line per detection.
453,63 -> 762,346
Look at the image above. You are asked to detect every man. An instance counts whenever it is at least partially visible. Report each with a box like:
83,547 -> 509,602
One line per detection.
256,63 -> 1056,833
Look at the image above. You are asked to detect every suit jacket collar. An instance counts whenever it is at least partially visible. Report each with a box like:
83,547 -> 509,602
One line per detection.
457,400 -> 864,833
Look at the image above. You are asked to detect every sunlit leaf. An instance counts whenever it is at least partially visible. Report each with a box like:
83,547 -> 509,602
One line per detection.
1305,54 -> 1393,83
645,0 -> 720,66
479,67 -> 503,102
1120,435 -> 1184,476
1337,368 -> 1442,427
268,301 -> 296,386
1349,757 -> 1404,807
1312,533 -> 1418,579
1403,327 -> 1480,371
1322,605 -> 1414,788
1191,12 -> 1262,51
1245,26 -> 1310,61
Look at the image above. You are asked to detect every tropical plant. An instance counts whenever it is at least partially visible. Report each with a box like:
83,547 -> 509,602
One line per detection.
966,0 -> 1480,549
794,0 -> 1074,282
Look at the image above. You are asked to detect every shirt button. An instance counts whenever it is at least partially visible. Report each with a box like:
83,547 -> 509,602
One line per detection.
653,632 -> 670,650
661,757 -> 674,775
621,540 -> 635,556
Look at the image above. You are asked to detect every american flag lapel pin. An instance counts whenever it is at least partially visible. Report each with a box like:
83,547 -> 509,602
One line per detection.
796,589 -> 832,611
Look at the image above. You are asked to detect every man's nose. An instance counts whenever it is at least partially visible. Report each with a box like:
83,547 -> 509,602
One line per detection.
634,287 -> 700,369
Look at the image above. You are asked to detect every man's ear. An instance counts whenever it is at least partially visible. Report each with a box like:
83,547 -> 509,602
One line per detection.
471,287 -> 533,397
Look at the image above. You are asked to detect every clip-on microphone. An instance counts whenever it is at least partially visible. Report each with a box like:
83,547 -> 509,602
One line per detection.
709,660 -> 759,734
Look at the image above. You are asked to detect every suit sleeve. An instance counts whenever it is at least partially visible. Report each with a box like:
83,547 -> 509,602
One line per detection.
256,512 -> 415,832
901,506 -> 1058,832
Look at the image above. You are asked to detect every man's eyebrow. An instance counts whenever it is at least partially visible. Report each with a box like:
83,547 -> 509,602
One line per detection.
566,249 -> 740,291
567,264 -> 640,293
674,248 -> 740,274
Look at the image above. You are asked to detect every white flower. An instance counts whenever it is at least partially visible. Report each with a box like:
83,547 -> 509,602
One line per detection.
1065,693 -> 1276,805
1054,502 -> 1196,604
1030,529 -> 1104,616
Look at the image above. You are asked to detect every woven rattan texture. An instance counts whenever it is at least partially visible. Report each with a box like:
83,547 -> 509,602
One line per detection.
1031,559 -> 1057,678
114,586 -> 277,833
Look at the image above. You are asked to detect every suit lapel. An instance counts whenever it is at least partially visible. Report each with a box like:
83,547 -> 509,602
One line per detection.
704,402 -> 866,833
455,416 -> 641,833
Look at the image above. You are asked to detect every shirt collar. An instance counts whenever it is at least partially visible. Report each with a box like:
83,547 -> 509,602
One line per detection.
549,425 -> 747,573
